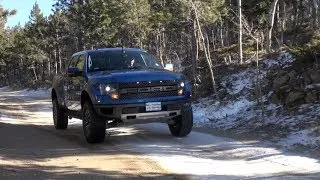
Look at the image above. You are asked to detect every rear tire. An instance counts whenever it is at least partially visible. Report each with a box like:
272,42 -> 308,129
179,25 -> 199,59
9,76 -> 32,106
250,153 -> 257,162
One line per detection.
169,104 -> 193,137
82,101 -> 106,143
52,98 -> 68,130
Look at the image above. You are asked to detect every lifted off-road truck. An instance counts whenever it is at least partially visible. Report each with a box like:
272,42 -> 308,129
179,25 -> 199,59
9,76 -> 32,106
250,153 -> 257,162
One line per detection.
51,48 -> 193,143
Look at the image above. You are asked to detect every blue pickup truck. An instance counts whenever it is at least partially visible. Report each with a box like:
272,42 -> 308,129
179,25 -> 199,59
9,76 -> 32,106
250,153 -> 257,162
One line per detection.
51,48 -> 193,143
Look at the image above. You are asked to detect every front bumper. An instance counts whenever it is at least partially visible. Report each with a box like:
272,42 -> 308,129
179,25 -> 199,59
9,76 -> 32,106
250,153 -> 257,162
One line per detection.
93,100 -> 190,124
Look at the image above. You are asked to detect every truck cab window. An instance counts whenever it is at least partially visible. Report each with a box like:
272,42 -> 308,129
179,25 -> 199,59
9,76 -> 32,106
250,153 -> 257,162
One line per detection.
69,56 -> 79,68
76,55 -> 85,71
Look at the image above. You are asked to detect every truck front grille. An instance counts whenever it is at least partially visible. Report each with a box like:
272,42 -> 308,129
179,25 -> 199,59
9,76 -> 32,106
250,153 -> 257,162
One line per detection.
120,91 -> 178,99
119,81 -> 179,99
119,80 -> 177,88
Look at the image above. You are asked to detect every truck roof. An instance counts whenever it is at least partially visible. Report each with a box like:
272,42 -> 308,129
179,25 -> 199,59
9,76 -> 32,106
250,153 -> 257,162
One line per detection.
72,48 -> 145,56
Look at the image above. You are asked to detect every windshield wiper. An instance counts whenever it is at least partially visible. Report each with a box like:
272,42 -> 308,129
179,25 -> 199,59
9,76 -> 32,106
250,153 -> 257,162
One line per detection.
144,67 -> 163,70
121,66 -> 144,70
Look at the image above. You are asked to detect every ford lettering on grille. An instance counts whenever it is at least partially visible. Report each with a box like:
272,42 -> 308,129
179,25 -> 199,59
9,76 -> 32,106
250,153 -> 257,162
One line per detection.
120,86 -> 177,94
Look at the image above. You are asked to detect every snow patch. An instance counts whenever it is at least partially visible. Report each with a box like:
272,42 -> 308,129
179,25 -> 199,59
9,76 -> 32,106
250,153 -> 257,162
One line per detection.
230,70 -> 253,94
0,114 -> 15,122
20,88 -> 50,98
220,69 -> 256,95
0,87 -> 50,100
192,51 -> 320,149
279,130 -> 320,148
305,83 -> 320,89
193,98 -> 253,125
134,124 -> 320,178
262,52 -> 296,69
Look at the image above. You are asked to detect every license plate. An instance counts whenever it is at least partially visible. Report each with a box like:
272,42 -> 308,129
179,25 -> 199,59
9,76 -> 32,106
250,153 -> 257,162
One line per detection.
146,102 -> 162,112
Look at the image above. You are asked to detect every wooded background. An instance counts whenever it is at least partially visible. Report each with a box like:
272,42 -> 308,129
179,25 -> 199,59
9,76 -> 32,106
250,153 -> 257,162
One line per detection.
0,0 -> 319,95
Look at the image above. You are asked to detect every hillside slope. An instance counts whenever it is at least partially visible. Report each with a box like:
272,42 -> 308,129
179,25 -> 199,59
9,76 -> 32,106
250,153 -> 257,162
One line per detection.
193,52 -> 320,153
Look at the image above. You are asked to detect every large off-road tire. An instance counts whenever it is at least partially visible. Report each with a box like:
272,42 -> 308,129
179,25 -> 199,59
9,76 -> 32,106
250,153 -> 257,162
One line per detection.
82,101 -> 106,143
52,98 -> 68,130
168,104 -> 193,137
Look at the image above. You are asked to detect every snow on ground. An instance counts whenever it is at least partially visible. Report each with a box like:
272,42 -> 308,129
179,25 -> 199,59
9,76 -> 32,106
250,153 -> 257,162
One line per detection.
220,69 -> 255,95
193,98 -> 254,128
305,83 -> 320,90
262,52 -> 295,69
193,51 -> 320,150
19,88 -> 51,98
280,130 -> 320,148
0,114 -> 15,122
132,124 -> 320,178
0,87 -> 83,126
0,86 -> 50,99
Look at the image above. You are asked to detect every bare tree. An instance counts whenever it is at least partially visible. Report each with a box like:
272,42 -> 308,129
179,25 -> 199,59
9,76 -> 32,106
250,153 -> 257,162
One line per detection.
190,10 -> 199,91
267,0 -> 279,53
191,1 -> 220,101
312,0 -> 319,28
280,0 -> 286,44
230,8 -> 264,105
241,18 -> 264,106
238,0 -> 243,64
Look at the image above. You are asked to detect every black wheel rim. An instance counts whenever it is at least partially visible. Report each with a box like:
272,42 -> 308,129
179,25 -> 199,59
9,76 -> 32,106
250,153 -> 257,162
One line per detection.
53,101 -> 58,125
171,118 -> 182,130
83,108 -> 91,137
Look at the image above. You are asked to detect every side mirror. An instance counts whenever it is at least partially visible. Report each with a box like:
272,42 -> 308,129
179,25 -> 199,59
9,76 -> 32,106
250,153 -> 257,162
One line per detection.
67,67 -> 81,77
164,64 -> 174,71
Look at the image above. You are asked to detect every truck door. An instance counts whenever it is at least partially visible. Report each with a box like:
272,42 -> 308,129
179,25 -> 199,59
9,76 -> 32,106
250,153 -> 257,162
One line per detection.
69,54 -> 86,111
65,55 -> 79,110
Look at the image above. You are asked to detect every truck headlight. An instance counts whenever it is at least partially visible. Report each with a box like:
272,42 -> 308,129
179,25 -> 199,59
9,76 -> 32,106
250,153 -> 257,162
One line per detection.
99,84 -> 119,99
178,89 -> 184,95
105,86 -> 111,92
178,81 -> 185,88
178,81 -> 185,95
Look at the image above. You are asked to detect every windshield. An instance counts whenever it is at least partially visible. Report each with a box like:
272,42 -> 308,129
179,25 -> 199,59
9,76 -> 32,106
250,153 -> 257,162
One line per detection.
87,51 -> 163,72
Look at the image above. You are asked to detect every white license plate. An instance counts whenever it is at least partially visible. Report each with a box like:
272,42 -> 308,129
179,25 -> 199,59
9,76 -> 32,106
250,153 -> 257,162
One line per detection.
146,102 -> 162,112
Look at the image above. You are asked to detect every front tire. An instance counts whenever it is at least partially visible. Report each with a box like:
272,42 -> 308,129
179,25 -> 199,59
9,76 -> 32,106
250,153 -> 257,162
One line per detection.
169,104 -> 193,137
52,98 -> 68,130
82,101 -> 106,143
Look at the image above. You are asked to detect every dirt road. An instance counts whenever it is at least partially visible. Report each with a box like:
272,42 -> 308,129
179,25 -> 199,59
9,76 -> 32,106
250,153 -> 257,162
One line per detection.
0,87 -> 319,179
0,88 -> 183,179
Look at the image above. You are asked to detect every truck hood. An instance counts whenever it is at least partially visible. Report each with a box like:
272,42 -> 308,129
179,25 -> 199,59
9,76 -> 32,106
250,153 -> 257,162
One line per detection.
88,69 -> 183,84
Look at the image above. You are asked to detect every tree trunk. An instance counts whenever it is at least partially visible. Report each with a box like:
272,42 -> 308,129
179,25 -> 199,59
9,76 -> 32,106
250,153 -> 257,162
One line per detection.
58,48 -> 62,73
267,0 -> 279,53
298,0 -> 304,26
192,3 -> 220,101
255,37 -> 262,105
159,33 -> 164,66
76,0 -> 85,51
54,49 -> 58,75
190,10 -> 198,88
238,0 -> 243,64
220,22 -> 224,47
48,59 -> 51,76
32,65 -> 38,81
312,0 -> 319,28
162,32 -> 167,64
280,1 -> 286,45
293,1 -> 298,28
212,30 -> 216,50
155,33 -> 161,64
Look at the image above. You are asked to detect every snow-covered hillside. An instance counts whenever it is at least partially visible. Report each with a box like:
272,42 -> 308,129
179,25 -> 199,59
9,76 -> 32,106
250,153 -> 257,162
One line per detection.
193,52 -> 320,151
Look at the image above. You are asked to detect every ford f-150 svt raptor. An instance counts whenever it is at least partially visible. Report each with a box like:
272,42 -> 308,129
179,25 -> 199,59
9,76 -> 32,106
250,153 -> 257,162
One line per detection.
51,48 -> 193,143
